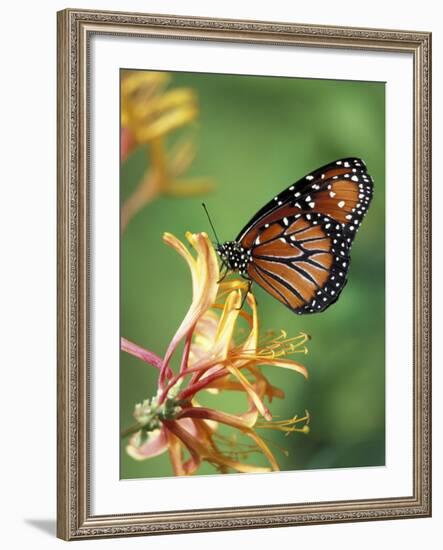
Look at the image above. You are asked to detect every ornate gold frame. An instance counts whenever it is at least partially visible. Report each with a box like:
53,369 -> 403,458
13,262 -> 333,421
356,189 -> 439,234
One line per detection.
57,8 -> 431,540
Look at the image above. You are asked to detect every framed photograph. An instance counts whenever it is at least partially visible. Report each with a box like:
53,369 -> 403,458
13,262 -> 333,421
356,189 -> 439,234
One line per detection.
57,8 -> 431,540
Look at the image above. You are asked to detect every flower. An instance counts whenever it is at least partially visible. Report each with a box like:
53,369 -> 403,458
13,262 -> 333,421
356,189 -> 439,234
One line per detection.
121,232 -> 310,475
120,71 -> 215,231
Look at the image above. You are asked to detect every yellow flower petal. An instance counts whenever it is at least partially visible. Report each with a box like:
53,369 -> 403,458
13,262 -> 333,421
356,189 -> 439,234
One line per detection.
244,431 -> 280,471
213,290 -> 242,360
121,71 -> 170,101
189,310 -> 220,366
168,137 -> 197,175
161,232 -> 219,381
135,104 -> 198,142
165,428 -> 186,476
235,355 -> 309,380
179,406 -> 257,430
242,293 -> 259,351
226,363 -> 271,421
218,278 -> 250,295
177,408 -> 279,472
163,177 -> 215,197
164,419 -> 272,474
163,231 -> 196,272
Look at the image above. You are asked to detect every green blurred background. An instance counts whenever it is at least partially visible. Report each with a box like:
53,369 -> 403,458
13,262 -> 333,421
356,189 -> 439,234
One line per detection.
120,71 -> 385,479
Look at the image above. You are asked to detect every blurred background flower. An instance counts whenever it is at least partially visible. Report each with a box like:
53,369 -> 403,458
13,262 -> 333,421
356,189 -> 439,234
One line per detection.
120,70 -> 215,232
121,232 -> 310,476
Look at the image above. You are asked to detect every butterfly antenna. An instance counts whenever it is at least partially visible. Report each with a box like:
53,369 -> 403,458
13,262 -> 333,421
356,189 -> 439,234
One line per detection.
202,203 -> 221,246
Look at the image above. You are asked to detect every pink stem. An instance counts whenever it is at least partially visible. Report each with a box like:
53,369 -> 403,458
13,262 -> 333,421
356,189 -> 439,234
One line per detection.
158,359 -> 226,405
180,328 -> 194,374
179,367 -> 230,401
121,337 -> 163,369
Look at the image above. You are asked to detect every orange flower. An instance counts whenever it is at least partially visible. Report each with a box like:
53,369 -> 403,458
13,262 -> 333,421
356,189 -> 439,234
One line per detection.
122,232 -> 310,475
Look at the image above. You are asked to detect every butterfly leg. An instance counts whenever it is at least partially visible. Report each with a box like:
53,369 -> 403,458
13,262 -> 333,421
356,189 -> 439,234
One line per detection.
237,277 -> 253,310
217,266 -> 229,284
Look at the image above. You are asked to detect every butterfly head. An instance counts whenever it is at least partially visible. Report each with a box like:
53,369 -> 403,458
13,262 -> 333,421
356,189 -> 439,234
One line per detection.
216,241 -> 251,274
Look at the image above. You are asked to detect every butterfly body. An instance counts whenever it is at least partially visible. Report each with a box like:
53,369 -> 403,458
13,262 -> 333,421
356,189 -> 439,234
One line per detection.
217,158 -> 373,315
216,241 -> 251,275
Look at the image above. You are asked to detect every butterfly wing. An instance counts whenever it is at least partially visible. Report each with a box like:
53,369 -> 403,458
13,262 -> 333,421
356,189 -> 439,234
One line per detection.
238,158 -> 373,314
237,158 -> 373,248
247,214 -> 350,314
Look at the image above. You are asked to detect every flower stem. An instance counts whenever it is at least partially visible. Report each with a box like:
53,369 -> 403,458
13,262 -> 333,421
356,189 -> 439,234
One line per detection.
121,337 -> 163,369
121,137 -> 168,233
121,423 -> 141,438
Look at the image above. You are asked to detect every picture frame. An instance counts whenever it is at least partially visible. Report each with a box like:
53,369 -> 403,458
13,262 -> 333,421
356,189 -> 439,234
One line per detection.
57,8 -> 431,540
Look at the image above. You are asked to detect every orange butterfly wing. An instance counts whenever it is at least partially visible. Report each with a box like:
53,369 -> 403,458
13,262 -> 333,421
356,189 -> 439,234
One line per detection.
237,158 -> 373,314
247,215 -> 349,313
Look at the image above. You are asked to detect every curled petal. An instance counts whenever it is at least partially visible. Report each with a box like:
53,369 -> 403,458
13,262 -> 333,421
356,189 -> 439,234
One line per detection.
126,428 -> 168,460
235,355 -> 309,380
163,420 -> 271,474
182,454 -> 202,475
212,290 -> 242,360
165,428 -> 185,476
160,232 -> 219,384
188,310 -> 220,366
246,365 -> 285,402
240,293 -> 259,353
163,231 -> 195,271
218,279 -> 250,294
244,430 -> 279,471
177,408 -> 279,472
175,416 -> 200,437
226,364 -> 272,421
178,406 -> 257,430
202,375 -> 283,407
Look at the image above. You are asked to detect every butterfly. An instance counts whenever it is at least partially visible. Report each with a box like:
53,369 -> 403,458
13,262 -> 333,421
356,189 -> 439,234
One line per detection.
211,158 -> 374,314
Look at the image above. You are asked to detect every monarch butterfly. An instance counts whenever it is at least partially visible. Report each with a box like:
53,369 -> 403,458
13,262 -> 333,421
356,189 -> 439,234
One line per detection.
205,157 -> 373,314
